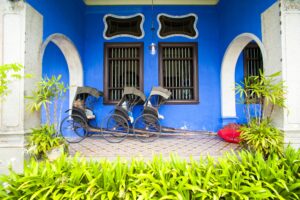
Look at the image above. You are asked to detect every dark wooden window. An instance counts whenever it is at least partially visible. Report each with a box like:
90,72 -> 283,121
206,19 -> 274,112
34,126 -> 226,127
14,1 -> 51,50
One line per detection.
243,42 -> 263,102
104,43 -> 144,104
159,43 -> 199,104
243,42 -> 263,78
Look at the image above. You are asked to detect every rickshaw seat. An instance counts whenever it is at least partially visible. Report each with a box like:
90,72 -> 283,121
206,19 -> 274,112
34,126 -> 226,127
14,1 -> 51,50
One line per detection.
73,99 -> 95,120
144,104 -> 165,119
114,106 -> 129,119
144,106 -> 158,118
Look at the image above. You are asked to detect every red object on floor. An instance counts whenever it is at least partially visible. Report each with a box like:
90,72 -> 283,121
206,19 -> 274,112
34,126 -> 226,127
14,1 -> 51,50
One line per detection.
218,123 -> 241,143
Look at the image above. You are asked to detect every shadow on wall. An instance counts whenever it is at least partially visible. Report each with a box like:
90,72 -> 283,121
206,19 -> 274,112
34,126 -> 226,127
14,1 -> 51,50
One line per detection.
41,42 -> 70,124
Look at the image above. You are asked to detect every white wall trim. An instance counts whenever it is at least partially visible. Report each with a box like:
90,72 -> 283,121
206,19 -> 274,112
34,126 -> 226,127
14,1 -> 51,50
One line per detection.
40,34 -> 83,109
157,13 -> 198,39
84,0 -> 219,6
220,33 -> 267,119
103,13 -> 145,40
281,10 -> 300,129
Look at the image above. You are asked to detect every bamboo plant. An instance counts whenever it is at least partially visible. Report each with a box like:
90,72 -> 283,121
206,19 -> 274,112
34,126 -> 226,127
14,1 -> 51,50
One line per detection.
235,70 -> 286,124
235,70 -> 286,157
26,75 -> 68,132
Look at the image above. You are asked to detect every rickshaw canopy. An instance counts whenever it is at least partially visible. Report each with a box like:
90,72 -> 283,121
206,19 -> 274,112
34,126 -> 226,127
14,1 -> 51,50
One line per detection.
149,87 -> 171,100
122,87 -> 146,102
75,86 -> 103,99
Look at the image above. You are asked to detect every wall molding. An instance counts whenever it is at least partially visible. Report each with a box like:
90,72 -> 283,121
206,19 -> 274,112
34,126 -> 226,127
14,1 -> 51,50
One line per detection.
103,13 -> 145,40
41,34 -> 84,109
282,0 -> 300,11
157,13 -> 198,39
84,0 -> 219,6
220,33 -> 267,121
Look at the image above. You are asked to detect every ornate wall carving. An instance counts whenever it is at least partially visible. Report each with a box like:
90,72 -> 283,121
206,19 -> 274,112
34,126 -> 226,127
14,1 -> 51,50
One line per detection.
282,0 -> 300,11
157,13 -> 198,39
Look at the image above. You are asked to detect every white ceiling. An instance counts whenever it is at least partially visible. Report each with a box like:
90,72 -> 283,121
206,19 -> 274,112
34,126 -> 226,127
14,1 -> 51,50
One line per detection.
83,0 -> 219,6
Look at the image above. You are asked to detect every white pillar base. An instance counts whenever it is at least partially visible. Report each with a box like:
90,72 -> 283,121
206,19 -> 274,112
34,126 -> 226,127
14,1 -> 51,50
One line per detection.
285,130 -> 300,149
0,1 -> 42,174
262,1 -> 300,149
0,147 -> 24,174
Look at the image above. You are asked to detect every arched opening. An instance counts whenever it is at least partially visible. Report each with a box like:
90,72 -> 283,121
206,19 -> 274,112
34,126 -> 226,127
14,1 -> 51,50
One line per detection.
40,34 -> 83,109
220,33 -> 266,124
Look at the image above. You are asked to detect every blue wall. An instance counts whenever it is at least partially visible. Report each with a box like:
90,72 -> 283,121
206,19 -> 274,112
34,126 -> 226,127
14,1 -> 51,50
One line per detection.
27,0 -> 85,50
217,0 -> 276,54
84,6 -> 221,131
27,0 -> 85,122
27,0 -> 276,131
217,0 -> 276,124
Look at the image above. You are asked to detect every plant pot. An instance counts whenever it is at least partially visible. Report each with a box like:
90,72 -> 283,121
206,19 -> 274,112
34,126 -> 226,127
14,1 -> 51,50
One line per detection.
46,144 -> 67,161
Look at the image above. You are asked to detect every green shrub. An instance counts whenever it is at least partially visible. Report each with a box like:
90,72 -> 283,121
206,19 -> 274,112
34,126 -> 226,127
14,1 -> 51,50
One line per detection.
26,125 -> 68,159
0,64 -> 23,98
1,147 -> 300,199
239,119 -> 284,158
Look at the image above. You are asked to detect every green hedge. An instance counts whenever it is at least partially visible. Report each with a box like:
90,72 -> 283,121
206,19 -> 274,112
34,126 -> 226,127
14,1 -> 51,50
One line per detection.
1,148 -> 300,199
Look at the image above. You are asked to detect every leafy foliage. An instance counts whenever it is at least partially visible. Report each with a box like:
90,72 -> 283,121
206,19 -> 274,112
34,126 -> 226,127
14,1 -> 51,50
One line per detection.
235,70 -> 286,123
26,125 -> 68,159
236,70 -> 286,157
239,119 -> 284,157
1,147 -> 300,199
0,64 -> 23,98
26,75 -> 68,130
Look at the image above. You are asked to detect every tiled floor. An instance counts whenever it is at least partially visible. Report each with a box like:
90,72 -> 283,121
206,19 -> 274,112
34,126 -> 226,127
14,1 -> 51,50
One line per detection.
69,133 -> 240,161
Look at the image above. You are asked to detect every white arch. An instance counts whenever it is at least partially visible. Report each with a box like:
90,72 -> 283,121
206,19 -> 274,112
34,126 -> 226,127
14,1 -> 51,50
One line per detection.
220,33 -> 267,121
40,33 -> 83,108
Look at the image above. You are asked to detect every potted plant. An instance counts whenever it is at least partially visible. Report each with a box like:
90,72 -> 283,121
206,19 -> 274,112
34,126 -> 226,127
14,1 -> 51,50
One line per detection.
26,125 -> 68,160
235,70 -> 286,157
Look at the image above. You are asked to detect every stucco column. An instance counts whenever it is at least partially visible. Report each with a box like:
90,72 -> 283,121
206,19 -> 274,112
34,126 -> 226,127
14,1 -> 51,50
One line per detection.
0,0 -> 42,174
262,0 -> 300,149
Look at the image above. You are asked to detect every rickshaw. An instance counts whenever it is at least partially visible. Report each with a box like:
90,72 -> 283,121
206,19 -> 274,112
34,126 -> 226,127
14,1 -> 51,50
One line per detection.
60,86 -> 103,143
60,86 -> 146,143
101,87 -> 146,143
133,86 -> 171,142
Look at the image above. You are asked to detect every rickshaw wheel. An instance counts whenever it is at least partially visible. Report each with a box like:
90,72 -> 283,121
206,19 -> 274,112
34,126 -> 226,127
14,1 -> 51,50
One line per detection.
134,114 -> 161,143
60,115 -> 88,143
101,114 -> 129,143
